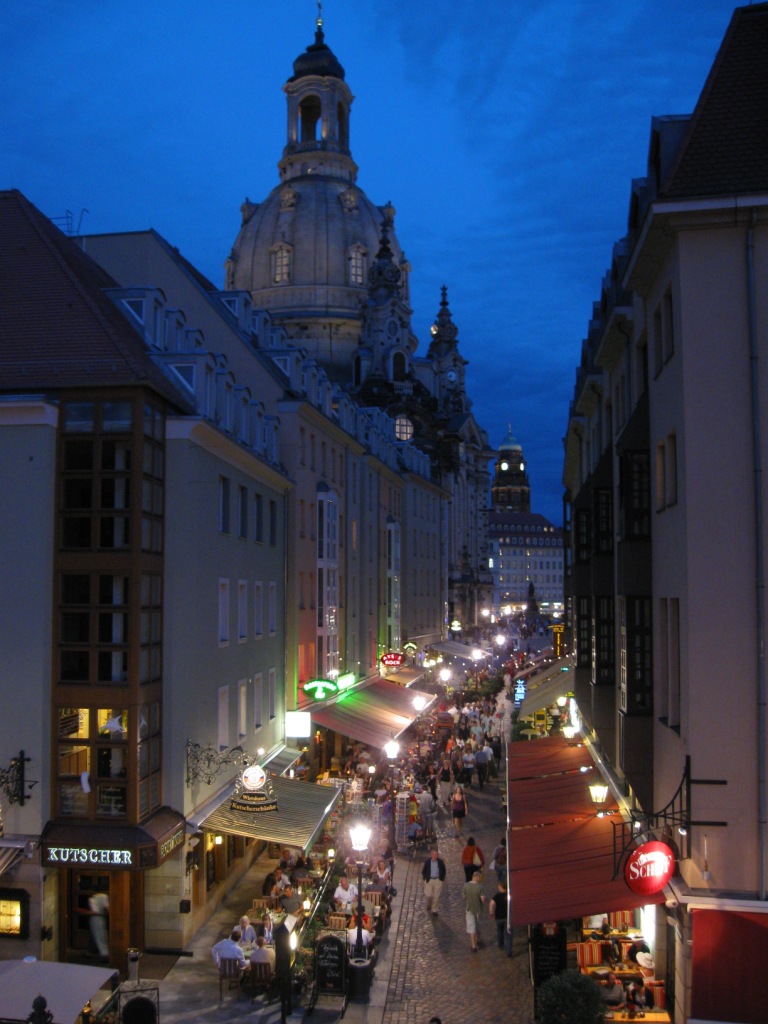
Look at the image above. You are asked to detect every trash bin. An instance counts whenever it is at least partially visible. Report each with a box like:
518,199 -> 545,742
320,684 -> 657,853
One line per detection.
347,957 -> 373,1002
127,947 -> 141,981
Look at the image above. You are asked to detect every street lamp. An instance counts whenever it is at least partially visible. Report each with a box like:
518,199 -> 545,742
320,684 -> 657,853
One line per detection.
589,783 -> 609,817
349,822 -> 372,958
383,738 -> 399,761
412,695 -> 426,712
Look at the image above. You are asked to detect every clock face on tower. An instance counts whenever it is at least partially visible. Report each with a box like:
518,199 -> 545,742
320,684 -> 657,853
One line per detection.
446,369 -> 457,384
500,461 -> 509,471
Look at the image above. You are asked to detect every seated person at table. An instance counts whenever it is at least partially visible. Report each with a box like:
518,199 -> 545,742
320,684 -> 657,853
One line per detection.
255,913 -> 275,944
346,915 -> 374,954
279,848 -> 297,872
249,935 -> 276,972
211,928 -> 246,967
592,916 -> 622,963
372,858 -> 392,890
601,972 -> 626,1010
280,884 -> 303,915
627,978 -> 654,1010
261,871 -> 276,896
293,851 -> 312,876
271,867 -> 290,894
238,915 -> 257,945
628,938 -> 651,964
333,874 -> 358,909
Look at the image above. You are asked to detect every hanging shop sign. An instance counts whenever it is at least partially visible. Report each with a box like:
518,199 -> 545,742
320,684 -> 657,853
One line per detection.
230,764 -> 278,814
336,672 -> 356,691
380,652 -> 405,667
624,840 -> 676,895
403,642 -> 417,655
303,677 -> 339,700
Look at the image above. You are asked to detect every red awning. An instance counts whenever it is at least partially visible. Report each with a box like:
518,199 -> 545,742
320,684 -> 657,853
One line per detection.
691,908 -> 768,1023
507,736 -> 665,927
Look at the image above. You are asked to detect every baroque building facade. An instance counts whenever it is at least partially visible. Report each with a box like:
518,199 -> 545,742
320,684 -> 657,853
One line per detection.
224,15 -> 493,639
562,6 -> 768,1022
0,13 -> 493,971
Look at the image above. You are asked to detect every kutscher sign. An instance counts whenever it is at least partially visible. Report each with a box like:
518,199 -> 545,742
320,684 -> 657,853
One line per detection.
624,840 -> 675,895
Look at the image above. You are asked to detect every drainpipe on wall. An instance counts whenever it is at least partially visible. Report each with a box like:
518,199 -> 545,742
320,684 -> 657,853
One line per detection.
746,208 -> 767,901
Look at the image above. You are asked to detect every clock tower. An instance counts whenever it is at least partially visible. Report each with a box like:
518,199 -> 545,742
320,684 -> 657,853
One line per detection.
491,427 -> 530,513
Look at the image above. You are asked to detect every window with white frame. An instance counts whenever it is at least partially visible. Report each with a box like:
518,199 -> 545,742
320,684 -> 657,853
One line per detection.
253,673 -> 263,730
238,680 -> 247,741
237,580 -> 248,642
254,581 -> 263,639
218,686 -> 229,750
218,579 -> 230,646
219,476 -> 230,534
268,668 -> 276,720
268,581 -> 277,636
238,485 -> 248,539
348,244 -> 367,286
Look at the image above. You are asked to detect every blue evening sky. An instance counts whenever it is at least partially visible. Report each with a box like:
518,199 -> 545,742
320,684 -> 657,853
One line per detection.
1,1 -> 738,522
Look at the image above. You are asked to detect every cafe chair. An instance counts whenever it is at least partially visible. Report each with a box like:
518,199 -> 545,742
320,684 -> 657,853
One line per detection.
218,957 -> 244,1000
252,897 -> 270,914
247,961 -> 276,1003
328,913 -> 348,930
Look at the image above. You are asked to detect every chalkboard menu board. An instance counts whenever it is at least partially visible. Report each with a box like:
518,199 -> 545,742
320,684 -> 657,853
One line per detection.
314,935 -> 347,995
531,922 -> 567,987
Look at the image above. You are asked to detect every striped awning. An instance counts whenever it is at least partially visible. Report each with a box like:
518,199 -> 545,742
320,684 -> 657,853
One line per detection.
0,843 -> 24,878
311,677 -> 437,749
201,776 -> 342,852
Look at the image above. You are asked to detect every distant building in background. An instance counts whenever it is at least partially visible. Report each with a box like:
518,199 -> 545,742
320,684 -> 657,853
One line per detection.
488,428 -> 563,622
563,6 -> 768,1022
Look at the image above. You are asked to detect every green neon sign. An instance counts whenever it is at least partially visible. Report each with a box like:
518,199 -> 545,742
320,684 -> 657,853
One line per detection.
303,678 -> 339,700
336,672 -> 356,691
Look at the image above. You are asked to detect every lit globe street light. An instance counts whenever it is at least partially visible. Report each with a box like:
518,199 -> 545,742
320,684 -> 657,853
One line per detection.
349,822 -> 372,958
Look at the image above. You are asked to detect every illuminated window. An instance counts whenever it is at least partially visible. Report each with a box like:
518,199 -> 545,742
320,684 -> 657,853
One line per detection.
395,415 -> 414,441
0,889 -> 30,939
270,243 -> 292,284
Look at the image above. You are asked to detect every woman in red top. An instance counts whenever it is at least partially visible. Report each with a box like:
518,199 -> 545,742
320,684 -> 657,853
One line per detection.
460,836 -> 485,882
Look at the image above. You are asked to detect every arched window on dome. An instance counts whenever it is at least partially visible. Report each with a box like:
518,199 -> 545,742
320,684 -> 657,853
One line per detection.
392,351 -> 407,382
270,242 -> 293,285
337,100 -> 348,149
299,94 -> 322,142
348,244 -> 367,286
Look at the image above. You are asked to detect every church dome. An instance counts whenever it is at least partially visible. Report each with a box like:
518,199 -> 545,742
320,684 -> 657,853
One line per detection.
226,184 -> 405,335
225,18 -> 408,354
499,427 -> 522,453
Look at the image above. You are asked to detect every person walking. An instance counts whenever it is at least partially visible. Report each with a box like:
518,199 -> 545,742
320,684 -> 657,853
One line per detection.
489,882 -> 507,949
490,836 -> 507,883
460,836 -> 485,882
438,757 -> 453,809
451,784 -> 468,838
462,870 -> 485,952
421,847 -> 447,915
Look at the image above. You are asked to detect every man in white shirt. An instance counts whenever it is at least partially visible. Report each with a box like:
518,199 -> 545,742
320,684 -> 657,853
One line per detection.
334,875 -> 358,909
249,935 -> 275,972
212,928 -> 247,967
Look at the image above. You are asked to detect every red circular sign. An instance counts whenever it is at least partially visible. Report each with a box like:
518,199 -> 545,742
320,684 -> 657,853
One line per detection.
381,652 -> 405,667
624,840 -> 675,895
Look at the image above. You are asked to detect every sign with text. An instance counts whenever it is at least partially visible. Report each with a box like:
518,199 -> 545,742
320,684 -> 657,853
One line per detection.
380,652 -> 405,667
624,840 -> 675,895
303,677 -> 339,700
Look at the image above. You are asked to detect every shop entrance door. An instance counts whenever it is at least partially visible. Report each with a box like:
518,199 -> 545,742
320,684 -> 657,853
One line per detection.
69,871 -> 110,956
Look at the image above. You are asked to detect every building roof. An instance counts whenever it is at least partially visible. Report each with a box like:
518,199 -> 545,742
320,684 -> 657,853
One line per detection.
662,3 -> 768,199
488,510 -> 561,534
0,189 -> 191,410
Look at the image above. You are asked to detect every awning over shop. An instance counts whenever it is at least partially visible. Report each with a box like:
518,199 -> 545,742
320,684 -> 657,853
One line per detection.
311,677 -> 436,749
507,736 -> 664,926
384,667 -> 426,687
431,640 -> 489,661
516,669 -> 574,718
0,959 -> 118,1024
690,908 -> 768,1023
202,776 -> 342,852
41,806 -> 186,871
0,840 -> 25,878
264,745 -> 303,776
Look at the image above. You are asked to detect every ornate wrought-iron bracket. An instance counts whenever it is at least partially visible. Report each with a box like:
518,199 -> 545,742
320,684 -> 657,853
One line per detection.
0,750 -> 32,806
612,755 -> 727,877
185,740 -> 253,787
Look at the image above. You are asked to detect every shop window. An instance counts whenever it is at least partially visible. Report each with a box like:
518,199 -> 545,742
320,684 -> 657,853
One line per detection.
59,707 -> 90,740
96,784 -> 127,817
0,889 -> 30,940
58,782 -> 89,817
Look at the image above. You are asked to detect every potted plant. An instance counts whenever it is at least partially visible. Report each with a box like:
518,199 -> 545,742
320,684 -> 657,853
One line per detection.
535,970 -> 607,1024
